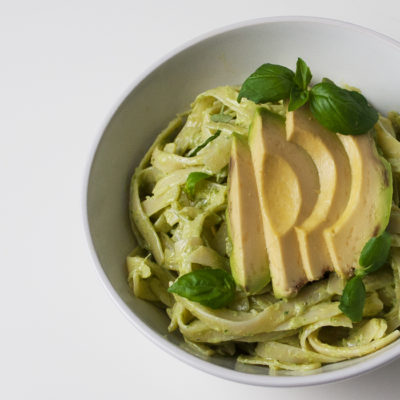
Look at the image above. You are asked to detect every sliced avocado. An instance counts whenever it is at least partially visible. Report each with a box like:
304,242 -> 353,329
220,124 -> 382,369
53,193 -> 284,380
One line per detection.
238,106 -> 392,298
286,105 -> 352,280
323,133 -> 393,276
248,109 -> 319,297
227,133 -> 270,294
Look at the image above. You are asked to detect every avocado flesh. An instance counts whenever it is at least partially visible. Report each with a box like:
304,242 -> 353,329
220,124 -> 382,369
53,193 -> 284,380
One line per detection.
286,106 -> 352,280
227,134 -> 270,294
323,133 -> 393,276
229,105 -> 393,297
249,109 -> 319,297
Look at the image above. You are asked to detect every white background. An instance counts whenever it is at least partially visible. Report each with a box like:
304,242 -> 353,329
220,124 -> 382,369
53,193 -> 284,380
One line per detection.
2,1 -> 400,399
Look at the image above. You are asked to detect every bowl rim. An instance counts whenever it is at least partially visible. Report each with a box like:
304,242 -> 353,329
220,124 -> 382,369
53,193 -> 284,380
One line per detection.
83,15 -> 400,387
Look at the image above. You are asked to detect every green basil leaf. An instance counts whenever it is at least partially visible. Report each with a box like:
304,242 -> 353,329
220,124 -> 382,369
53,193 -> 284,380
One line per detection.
339,276 -> 366,322
322,77 -> 334,84
310,82 -> 378,135
356,231 -> 391,276
288,86 -> 309,111
188,130 -> 221,157
293,57 -> 312,90
210,113 -> 233,123
185,172 -> 211,198
168,268 -> 236,309
238,63 -> 295,103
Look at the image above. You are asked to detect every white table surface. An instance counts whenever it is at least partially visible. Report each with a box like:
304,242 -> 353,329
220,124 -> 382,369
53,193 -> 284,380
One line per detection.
2,1 -> 400,398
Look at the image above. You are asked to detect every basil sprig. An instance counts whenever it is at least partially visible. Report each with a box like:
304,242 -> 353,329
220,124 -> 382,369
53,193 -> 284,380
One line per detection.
185,172 -> 211,198
238,58 -> 378,135
168,268 -> 236,309
339,232 -> 391,322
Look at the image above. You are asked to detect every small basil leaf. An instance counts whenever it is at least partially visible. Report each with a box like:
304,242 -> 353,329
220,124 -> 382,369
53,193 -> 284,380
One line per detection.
356,231 -> 391,276
310,82 -> 378,135
293,57 -> 312,90
288,86 -> 309,111
168,268 -> 236,309
339,276 -> 366,322
210,113 -> 233,123
238,63 -> 295,104
188,130 -> 221,157
185,172 -> 211,198
322,77 -> 335,84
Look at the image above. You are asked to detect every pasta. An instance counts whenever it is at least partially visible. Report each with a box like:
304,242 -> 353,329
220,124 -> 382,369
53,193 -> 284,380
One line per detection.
126,85 -> 400,373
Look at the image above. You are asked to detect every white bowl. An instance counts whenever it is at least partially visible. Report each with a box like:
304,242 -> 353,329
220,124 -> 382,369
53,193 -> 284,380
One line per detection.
85,16 -> 400,387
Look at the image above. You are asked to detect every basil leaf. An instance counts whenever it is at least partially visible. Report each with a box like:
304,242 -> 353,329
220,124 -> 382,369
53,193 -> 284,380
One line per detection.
340,232 -> 390,322
293,57 -> 312,90
356,231 -> 391,276
310,82 -> 378,135
168,268 -> 236,309
288,86 -> 309,111
339,276 -> 366,322
322,77 -> 334,84
238,63 -> 295,103
188,130 -> 221,157
210,113 -> 233,123
185,172 -> 211,198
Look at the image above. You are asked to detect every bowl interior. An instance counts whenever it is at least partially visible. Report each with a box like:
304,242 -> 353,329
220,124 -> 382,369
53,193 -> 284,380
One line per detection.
86,17 -> 400,386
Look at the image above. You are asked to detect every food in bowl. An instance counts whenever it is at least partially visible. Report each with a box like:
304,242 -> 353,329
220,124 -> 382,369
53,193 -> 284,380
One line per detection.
126,58 -> 400,373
